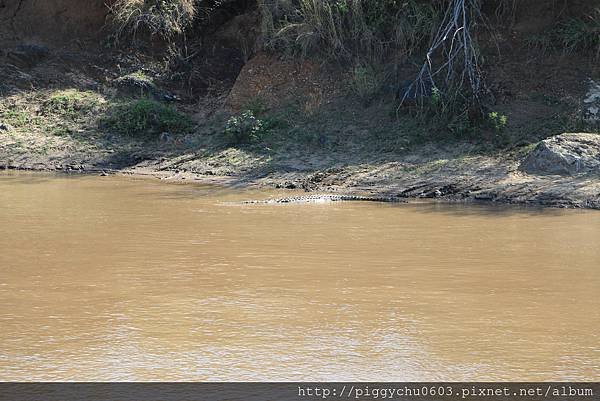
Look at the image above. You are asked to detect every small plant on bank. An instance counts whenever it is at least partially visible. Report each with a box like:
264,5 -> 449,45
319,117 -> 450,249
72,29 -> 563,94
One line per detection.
487,111 -> 508,132
102,99 -> 193,138
409,85 -> 478,140
224,110 -> 267,144
0,107 -> 30,128
349,64 -> 380,102
43,90 -> 101,120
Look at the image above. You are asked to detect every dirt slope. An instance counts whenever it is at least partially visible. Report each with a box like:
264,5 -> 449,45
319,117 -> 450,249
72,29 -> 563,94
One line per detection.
0,0 -> 111,43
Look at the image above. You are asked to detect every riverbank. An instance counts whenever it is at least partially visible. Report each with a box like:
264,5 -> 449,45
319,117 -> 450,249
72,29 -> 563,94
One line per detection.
1,32 -> 599,210
2,124 -> 600,209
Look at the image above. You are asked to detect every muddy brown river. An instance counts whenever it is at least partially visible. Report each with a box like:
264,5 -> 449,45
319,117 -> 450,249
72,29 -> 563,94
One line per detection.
1,172 -> 599,381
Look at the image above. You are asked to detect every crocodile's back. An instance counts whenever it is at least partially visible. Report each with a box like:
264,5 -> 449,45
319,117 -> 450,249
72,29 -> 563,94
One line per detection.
241,194 -> 404,204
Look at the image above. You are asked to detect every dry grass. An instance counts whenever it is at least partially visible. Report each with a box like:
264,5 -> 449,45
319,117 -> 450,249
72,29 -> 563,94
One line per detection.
109,0 -> 198,41
557,7 -> 600,60
267,0 -> 440,63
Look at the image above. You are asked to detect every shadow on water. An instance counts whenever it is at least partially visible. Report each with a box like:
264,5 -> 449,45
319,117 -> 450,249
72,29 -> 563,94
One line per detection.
404,201 -> 581,217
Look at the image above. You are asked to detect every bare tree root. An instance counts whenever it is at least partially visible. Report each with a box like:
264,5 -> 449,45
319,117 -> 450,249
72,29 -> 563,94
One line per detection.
400,0 -> 487,111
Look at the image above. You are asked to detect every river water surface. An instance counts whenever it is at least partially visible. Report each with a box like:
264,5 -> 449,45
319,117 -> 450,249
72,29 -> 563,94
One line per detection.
1,172 -> 599,381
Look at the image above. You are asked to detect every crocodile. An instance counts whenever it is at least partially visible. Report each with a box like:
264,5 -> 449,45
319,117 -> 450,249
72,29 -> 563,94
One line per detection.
240,194 -> 406,204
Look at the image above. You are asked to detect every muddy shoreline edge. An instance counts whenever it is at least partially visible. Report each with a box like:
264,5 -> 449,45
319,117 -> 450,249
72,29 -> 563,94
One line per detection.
3,149 -> 599,211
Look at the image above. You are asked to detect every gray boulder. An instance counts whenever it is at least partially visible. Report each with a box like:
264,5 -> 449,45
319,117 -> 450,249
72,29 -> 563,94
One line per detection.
520,133 -> 600,175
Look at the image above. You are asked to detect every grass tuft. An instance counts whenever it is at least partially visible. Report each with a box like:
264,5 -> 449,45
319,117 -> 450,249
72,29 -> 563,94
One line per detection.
43,90 -> 101,119
268,0 -> 439,63
349,64 -> 380,101
556,9 -> 600,59
101,99 -> 193,138
109,0 -> 199,41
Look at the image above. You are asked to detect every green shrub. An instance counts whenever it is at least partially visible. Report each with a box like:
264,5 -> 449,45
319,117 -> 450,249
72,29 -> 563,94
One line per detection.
0,107 -> 29,128
43,90 -> 100,119
430,87 -> 471,133
224,110 -> 267,144
487,111 -> 508,132
405,85 -> 480,140
102,99 -> 193,138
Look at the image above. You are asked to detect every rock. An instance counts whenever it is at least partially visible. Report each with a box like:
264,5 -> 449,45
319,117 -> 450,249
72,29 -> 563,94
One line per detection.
583,79 -> 600,125
520,133 -> 600,175
0,122 -> 13,132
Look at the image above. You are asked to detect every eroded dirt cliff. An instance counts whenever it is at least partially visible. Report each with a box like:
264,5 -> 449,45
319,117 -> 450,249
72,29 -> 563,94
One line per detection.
0,0 -> 111,43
